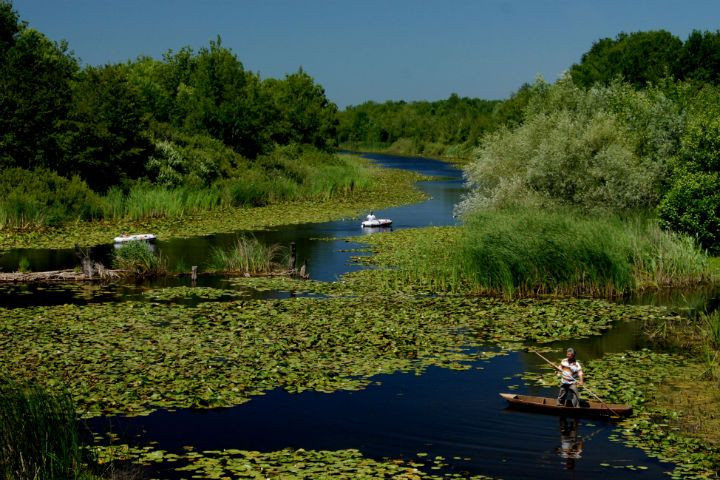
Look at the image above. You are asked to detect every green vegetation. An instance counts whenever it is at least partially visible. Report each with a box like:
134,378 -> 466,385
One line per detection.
0,2 -> 360,232
112,241 -> 167,278
346,217 -> 709,297
336,89 -> 532,159
522,349 -> 720,479
0,284 -> 668,417
0,162 -> 426,251
95,445 -> 493,480
570,29 -> 720,88
0,382 -> 95,480
207,236 -> 287,274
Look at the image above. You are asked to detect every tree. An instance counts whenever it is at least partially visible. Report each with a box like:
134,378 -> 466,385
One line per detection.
263,68 -> 338,151
0,7 -> 77,172
60,65 -> 151,191
570,31 -> 683,88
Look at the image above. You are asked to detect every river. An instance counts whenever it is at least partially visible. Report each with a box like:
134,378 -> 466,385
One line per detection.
2,153 -> 718,479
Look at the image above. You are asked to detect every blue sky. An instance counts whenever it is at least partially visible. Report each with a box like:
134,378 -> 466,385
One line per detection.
12,0 -> 720,107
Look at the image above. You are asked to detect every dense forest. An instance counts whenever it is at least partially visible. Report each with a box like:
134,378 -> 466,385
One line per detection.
0,1 -> 354,229
336,87 -> 533,158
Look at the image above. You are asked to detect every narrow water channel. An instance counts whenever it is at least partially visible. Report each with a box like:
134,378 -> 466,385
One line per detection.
4,153 -> 719,479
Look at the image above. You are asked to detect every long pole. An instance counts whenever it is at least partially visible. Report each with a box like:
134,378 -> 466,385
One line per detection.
532,350 -> 621,417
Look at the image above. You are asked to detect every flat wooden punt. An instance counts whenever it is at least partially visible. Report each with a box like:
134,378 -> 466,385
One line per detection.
500,393 -> 632,418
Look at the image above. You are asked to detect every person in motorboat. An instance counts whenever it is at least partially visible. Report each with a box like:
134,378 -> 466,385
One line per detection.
557,347 -> 584,407
366,212 -> 376,222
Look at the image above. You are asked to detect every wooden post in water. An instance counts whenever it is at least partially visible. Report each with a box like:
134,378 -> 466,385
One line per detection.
299,259 -> 308,279
289,242 -> 297,274
191,266 -> 197,286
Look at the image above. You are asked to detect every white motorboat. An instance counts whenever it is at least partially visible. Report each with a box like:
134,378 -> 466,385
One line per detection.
361,213 -> 392,228
113,233 -> 157,244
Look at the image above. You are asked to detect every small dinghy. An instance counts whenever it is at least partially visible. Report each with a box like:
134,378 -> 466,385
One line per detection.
113,233 -> 157,244
499,393 -> 632,418
361,212 -> 392,228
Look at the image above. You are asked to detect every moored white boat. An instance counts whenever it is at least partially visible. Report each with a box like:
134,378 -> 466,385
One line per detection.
113,233 -> 157,244
361,213 -> 392,228
361,218 -> 392,228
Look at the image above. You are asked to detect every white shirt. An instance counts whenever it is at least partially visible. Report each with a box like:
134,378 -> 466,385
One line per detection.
560,358 -> 583,384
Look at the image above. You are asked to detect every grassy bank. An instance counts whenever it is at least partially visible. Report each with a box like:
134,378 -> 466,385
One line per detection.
0,382 -> 97,480
350,209 -> 711,297
340,141 -> 474,165
0,157 -> 427,251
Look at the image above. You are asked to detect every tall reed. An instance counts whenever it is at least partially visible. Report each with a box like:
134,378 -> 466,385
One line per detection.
0,382 -> 94,480
113,241 -> 167,278
207,236 -> 287,274
386,209 -> 709,297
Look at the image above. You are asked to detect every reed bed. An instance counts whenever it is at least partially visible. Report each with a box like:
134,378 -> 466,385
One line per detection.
372,209 -> 710,297
207,236 -> 287,274
112,241 -> 167,278
0,382 -> 94,480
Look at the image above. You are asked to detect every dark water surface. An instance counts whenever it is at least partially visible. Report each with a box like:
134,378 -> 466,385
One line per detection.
4,153 -> 718,478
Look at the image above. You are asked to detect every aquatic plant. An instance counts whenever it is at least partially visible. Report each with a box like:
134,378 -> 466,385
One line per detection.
17,256 -> 30,273
0,290 -> 671,417
0,382 -> 95,480
351,212 -> 709,297
207,236 -> 287,274
112,241 -> 166,278
95,444 -> 494,479
522,349 -> 720,479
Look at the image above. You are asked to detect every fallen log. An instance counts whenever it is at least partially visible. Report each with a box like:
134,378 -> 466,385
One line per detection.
0,269 -> 126,284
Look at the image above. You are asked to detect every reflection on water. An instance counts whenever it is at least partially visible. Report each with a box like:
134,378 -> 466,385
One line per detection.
558,417 -> 583,470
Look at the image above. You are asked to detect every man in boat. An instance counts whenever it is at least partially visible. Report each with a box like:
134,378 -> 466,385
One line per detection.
557,347 -> 584,407
366,211 -> 376,222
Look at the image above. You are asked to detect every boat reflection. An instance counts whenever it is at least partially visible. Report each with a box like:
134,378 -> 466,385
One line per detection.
557,417 -> 583,469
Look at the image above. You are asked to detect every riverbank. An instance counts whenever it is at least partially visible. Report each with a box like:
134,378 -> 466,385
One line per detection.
344,221 -> 714,297
340,143 -> 473,166
0,158 -> 427,252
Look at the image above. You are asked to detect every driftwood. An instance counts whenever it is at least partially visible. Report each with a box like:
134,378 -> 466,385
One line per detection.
0,269 -> 126,284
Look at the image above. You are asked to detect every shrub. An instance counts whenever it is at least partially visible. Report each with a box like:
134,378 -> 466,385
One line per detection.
658,172 -> 720,254
0,168 -> 102,229
112,241 -> 166,278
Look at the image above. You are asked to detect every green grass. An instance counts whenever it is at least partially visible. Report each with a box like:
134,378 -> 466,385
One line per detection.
207,236 -> 287,274
0,382 -> 95,480
112,241 -> 167,278
354,209 -> 710,297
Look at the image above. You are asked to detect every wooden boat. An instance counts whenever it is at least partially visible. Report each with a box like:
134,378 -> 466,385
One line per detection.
499,393 -> 632,418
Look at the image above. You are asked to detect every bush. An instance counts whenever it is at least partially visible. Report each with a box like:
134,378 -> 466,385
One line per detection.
658,172 -> 720,254
0,168 -> 103,229
458,77 -> 680,215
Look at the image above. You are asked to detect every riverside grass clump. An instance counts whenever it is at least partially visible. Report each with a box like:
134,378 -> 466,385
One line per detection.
0,382 -> 95,480
207,236 -> 287,274
352,209 -> 710,297
112,241 -> 167,278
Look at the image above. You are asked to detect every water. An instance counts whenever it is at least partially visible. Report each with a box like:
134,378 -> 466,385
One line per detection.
0,153 -> 464,285
3,153 -> 718,479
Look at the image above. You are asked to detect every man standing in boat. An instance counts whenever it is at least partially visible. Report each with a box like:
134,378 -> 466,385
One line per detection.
557,348 -> 584,407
